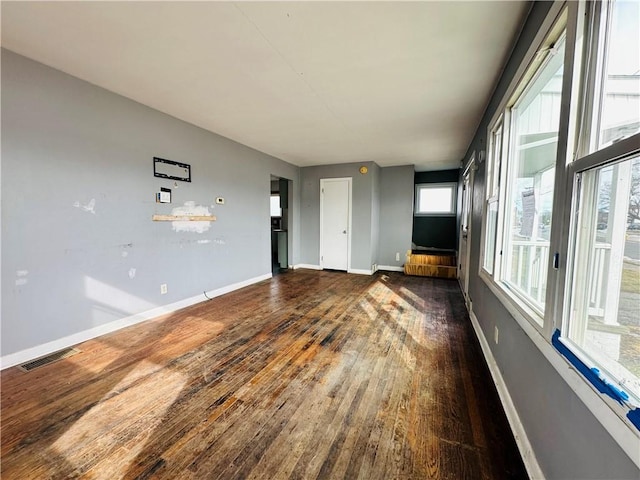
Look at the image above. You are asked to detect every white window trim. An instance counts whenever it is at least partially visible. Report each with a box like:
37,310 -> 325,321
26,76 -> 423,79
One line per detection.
481,111 -> 513,280
561,138 -> 640,387
478,2 -> 567,287
414,182 -> 457,216
555,0 -> 640,461
460,154 -> 475,234
476,0 -> 640,465
479,4 -> 569,335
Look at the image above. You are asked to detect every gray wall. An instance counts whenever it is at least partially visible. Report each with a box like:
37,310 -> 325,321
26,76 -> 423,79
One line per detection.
299,162 -> 379,271
461,3 -> 639,479
1,49 -> 300,357
379,166 -> 414,267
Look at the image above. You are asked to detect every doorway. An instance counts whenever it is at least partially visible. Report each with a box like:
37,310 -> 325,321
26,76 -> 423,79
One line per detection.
458,157 -> 475,306
271,176 -> 290,275
320,178 -> 351,271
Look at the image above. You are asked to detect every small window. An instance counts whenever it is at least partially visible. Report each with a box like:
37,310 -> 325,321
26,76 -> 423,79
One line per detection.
270,194 -> 282,217
415,183 -> 457,216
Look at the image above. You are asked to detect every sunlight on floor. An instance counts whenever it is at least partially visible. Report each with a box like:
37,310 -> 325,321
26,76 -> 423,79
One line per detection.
51,360 -> 186,478
399,286 -> 426,309
364,280 -> 423,370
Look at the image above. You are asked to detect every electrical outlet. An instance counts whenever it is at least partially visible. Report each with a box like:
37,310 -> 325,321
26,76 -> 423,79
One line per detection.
395,252 -> 400,261
494,326 -> 499,344
160,284 -> 168,295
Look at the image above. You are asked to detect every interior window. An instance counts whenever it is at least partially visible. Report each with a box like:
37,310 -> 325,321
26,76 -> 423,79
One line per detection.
415,183 -> 457,215
270,194 -> 282,217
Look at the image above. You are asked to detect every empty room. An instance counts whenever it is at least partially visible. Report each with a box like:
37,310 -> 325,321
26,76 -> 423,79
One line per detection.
1,1 -> 639,479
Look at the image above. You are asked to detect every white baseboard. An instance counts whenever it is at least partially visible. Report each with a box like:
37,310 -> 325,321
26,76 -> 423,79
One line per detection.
468,310 -> 545,480
293,264 -> 322,270
0,272 -> 272,370
378,265 -> 404,272
295,264 -> 379,276
348,268 -> 373,275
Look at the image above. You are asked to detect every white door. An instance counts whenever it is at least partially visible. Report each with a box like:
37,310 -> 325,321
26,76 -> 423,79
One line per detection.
320,178 -> 351,271
458,159 -> 474,305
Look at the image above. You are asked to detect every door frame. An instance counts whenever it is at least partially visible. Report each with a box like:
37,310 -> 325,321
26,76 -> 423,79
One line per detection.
319,177 -> 352,271
458,157 -> 475,304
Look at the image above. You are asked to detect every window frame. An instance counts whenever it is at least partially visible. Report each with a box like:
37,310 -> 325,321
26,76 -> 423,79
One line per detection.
480,116 -> 506,277
502,35 -> 566,320
561,144 -> 640,404
414,182 -> 457,216
556,0 -> 640,414
479,4 -> 570,333
477,0 -> 640,458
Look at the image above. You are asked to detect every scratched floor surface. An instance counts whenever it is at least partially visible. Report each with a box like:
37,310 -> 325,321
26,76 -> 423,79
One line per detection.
1,270 -> 527,479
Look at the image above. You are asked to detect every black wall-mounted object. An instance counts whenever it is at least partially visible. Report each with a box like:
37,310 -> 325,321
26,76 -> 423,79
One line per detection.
154,157 -> 191,182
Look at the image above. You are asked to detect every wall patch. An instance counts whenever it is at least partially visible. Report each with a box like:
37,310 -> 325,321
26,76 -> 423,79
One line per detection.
170,201 -> 212,233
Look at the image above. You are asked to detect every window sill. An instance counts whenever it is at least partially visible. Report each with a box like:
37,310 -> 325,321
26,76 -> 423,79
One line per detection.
479,271 -> 545,334
554,334 -> 640,408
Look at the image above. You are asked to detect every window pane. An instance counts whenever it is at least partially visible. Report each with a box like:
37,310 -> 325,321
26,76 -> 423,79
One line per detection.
420,187 -> 452,213
503,35 -> 565,315
415,183 -> 456,215
484,201 -> 498,274
568,156 -> 640,401
598,0 -> 640,149
270,195 -> 281,217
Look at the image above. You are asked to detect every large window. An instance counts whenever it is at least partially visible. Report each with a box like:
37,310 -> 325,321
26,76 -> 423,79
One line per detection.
478,0 -> 640,444
561,0 -> 640,405
566,157 -> 640,402
503,33 -> 565,317
480,13 -> 567,324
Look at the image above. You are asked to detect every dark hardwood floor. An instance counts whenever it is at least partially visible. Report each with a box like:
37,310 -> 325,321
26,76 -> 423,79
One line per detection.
1,270 -> 528,479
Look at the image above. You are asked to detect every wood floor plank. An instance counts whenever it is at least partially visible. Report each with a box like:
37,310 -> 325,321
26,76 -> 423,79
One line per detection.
1,270 -> 528,479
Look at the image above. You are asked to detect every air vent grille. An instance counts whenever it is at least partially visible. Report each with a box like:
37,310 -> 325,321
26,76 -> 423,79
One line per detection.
18,348 -> 81,372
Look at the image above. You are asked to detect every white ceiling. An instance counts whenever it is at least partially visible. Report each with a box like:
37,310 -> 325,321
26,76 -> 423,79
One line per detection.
1,1 -> 530,171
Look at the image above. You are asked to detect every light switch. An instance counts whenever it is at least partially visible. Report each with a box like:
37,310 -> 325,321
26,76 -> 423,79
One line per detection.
215,197 -> 225,205
157,187 -> 171,203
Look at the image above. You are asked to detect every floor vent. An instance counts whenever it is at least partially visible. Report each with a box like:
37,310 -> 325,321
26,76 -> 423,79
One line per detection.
18,348 -> 81,372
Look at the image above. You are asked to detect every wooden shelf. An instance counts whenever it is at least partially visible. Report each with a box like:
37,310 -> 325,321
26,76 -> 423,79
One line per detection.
152,214 -> 217,222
